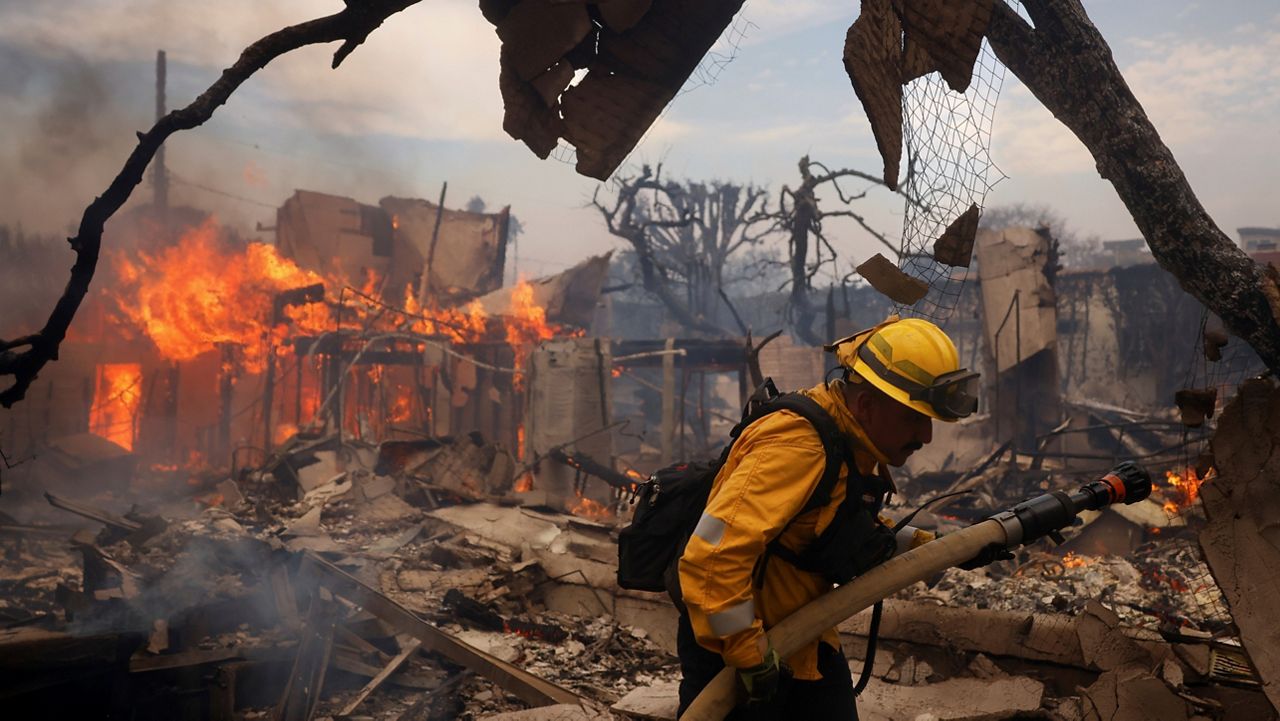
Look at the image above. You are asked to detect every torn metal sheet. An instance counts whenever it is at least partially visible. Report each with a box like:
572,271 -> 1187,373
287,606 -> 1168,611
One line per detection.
1202,377 -> 1280,711
856,252 -> 929,305
844,0 -> 904,190
932,202 -> 980,268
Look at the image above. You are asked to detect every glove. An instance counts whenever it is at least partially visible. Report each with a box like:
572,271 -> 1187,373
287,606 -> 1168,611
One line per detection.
738,645 -> 792,705
958,542 -> 1014,570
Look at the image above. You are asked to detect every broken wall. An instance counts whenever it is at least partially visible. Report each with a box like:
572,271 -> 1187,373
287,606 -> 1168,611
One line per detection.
525,338 -> 613,508
379,196 -> 509,303
1057,264 -> 1219,410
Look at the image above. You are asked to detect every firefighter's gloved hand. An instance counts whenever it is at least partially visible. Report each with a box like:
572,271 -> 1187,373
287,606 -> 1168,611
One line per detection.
738,645 -> 792,705
958,542 -> 1014,570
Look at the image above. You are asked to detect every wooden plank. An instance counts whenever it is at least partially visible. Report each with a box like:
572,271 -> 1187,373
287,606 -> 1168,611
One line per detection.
277,597 -> 338,721
339,638 -> 424,716
270,563 -> 300,628
301,553 -> 580,707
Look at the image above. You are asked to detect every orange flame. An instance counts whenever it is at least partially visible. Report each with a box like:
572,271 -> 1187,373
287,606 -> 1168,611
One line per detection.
569,495 -> 613,520
89,363 -> 142,451
110,218 -> 325,372
274,423 -> 299,445
388,386 -> 414,423
1061,551 -> 1094,569
514,471 -> 534,493
1161,468 -> 1209,514
401,286 -> 489,344
504,281 -> 557,349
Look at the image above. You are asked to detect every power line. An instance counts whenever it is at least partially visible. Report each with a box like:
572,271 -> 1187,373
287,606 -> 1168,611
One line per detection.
169,173 -> 278,209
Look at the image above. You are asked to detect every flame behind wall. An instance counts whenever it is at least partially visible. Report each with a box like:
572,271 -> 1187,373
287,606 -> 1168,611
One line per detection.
88,363 -> 142,451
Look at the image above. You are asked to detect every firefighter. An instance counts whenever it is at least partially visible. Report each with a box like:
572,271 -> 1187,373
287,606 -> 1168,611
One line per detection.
676,316 -> 980,719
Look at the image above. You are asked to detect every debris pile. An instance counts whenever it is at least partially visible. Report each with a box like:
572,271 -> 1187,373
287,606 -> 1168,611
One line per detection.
0,432 -> 678,721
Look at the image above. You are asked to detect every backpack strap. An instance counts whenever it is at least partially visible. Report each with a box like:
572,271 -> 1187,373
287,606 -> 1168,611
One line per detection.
755,394 -> 851,515
731,392 -> 853,586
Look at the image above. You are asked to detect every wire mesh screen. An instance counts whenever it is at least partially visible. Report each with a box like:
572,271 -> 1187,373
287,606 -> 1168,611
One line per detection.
893,24 -> 1014,326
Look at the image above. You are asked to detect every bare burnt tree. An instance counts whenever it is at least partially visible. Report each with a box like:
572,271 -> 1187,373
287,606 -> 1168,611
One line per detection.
753,155 -> 909,345
0,0 -> 425,408
592,165 -> 770,336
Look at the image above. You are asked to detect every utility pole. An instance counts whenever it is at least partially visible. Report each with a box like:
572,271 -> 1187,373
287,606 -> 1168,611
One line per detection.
153,50 -> 169,217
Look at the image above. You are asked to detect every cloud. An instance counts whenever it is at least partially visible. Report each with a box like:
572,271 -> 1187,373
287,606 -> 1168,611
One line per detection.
1121,24 -> 1280,148
992,17 -> 1280,179
735,0 -> 851,44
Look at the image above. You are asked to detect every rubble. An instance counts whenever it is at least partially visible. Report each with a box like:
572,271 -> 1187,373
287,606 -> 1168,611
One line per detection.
5,415 -> 1279,721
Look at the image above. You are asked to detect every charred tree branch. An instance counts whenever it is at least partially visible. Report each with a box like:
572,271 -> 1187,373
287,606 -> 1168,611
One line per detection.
0,0 -> 422,408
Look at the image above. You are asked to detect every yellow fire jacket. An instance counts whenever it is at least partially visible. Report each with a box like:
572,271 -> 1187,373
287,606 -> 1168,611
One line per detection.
678,379 -> 933,680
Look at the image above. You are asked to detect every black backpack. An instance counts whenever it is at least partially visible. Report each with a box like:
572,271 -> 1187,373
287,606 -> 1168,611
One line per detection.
616,380 -> 855,596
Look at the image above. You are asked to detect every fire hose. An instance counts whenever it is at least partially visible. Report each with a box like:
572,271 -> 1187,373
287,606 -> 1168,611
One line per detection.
679,461 -> 1152,721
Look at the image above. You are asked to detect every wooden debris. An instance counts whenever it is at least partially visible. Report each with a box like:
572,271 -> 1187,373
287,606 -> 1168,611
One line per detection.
856,253 -> 929,304
890,0 -> 994,93
490,0 -> 745,179
1174,387 -> 1218,428
1204,328 -> 1229,361
301,552 -> 581,708
932,203 -> 981,268
859,675 -> 1044,721
339,638 -> 425,717
277,596 -> 339,721
843,0 -> 905,190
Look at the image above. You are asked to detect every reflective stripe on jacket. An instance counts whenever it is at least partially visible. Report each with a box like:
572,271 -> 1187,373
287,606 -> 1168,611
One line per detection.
677,379 -> 932,680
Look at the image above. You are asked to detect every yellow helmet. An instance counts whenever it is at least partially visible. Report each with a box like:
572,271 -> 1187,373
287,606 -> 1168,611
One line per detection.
825,316 -> 979,422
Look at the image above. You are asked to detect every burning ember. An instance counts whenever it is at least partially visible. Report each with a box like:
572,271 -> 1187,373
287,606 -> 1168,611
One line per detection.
514,472 -> 534,493
1061,551 -> 1095,570
1160,467 -> 1210,515
504,281 -> 558,350
89,363 -> 143,450
569,494 -> 613,520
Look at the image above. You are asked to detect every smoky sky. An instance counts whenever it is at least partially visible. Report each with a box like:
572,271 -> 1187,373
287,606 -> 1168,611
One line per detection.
0,40 -> 140,231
